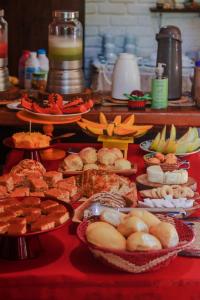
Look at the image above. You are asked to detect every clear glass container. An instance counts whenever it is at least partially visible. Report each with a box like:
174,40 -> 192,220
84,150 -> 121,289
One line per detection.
0,10 -> 8,63
48,11 -> 83,62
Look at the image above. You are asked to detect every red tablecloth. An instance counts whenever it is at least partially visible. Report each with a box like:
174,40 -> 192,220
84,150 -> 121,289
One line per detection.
1,143 -> 200,300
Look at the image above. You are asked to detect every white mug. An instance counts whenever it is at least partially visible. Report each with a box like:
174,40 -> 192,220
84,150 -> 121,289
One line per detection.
112,53 -> 141,100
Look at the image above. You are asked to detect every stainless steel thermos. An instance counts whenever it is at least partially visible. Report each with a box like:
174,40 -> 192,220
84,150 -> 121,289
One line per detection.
156,26 -> 182,100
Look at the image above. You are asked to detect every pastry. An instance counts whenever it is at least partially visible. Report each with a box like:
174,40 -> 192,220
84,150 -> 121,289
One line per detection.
62,154 -> 83,171
40,200 -> 59,211
114,158 -> 132,170
48,211 -> 69,225
79,147 -> 97,164
111,148 -> 123,159
149,221 -> 179,248
83,163 -> 99,171
86,221 -> 126,251
0,174 -> 14,192
0,221 -> 9,234
12,132 -> 51,148
8,223 -> 27,235
10,187 -> 30,197
10,159 -> 46,176
98,149 -> 116,166
44,188 -> 70,202
127,232 -> 162,251
31,216 -> 55,232
165,169 -> 188,185
118,216 -> 149,237
22,197 -> 41,207
43,171 -> 63,187
29,177 -> 48,192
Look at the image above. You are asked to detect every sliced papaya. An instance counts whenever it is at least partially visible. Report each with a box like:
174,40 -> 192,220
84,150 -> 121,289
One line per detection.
81,118 -> 107,129
120,124 -> 153,131
122,114 -> 135,126
113,115 -> 122,126
99,112 -> 108,125
107,123 -> 114,136
77,121 -> 87,130
86,125 -> 103,136
114,127 -> 137,136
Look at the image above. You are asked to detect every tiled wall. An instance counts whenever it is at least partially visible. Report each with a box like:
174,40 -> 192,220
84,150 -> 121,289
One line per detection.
84,0 -> 200,85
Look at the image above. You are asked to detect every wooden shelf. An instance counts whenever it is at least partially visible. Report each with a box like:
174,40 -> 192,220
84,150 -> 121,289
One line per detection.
150,7 -> 200,13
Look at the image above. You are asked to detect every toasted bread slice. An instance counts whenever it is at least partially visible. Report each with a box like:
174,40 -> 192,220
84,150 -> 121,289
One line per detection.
0,221 -> 9,233
48,212 -> 69,225
0,212 -> 15,222
22,197 -> 41,207
45,204 -> 67,215
10,187 -> 30,197
8,223 -> 26,235
31,216 -> 55,232
44,171 -> 63,187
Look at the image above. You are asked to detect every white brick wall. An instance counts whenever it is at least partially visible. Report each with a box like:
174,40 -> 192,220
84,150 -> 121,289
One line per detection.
84,0 -> 200,85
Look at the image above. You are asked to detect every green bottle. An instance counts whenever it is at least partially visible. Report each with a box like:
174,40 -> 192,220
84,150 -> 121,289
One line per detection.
151,63 -> 168,109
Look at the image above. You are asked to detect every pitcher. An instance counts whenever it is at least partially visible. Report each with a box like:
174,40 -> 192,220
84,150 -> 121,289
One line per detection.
112,53 -> 141,100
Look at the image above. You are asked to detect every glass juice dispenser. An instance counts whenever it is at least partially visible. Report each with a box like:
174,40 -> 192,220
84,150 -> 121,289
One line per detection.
0,9 -> 10,91
47,10 -> 84,94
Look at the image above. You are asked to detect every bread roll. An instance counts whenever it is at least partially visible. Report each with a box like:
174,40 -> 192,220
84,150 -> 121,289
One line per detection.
79,147 -> 97,164
149,221 -> 179,248
117,216 -> 149,237
86,221 -> 126,251
128,208 -> 160,227
98,149 -> 116,166
100,209 -> 126,227
83,163 -> 99,171
114,158 -> 131,170
127,232 -> 162,251
63,154 -> 83,171
111,148 -> 123,159
97,148 -> 109,161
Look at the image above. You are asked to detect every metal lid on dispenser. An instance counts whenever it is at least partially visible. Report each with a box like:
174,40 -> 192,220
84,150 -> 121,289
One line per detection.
156,26 -> 182,42
53,10 -> 79,19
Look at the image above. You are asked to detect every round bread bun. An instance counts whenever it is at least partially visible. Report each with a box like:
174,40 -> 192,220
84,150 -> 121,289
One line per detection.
83,163 -> 99,171
98,150 -> 116,166
127,232 -> 162,251
79,147 -> 97,164
114,158 -> 132,170
97,148 -> 109,161
111,148 -> 123,159
63,154 -> 83,171
149,221 -> 179,248
86,221 -> 126,251
128,209 -> 161,227
117,216 -> 149,237
100,209 -> 126,227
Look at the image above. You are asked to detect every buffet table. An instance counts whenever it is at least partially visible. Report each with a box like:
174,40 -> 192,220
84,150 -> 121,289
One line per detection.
1,143 -> 200,300
1,105 -> 200,126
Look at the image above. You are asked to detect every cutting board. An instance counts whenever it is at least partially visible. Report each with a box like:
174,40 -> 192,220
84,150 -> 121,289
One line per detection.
136,174 -> 197,191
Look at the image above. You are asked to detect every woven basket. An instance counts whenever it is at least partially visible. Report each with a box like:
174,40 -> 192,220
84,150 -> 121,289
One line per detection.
77,215 -> 194,273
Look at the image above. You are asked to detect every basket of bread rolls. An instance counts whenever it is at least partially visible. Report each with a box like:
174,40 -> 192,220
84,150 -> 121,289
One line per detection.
144,153 -> 189,172
77,208 -> 194,273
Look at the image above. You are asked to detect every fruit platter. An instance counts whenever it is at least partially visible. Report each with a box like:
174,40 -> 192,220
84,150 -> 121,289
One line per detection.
20,93 -> 94,120
140,125 -> 200,156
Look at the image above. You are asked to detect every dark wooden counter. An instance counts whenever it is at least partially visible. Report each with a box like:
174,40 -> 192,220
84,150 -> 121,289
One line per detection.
0,105 -> 200,127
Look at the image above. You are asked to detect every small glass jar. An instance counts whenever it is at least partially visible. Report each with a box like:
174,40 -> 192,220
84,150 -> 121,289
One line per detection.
48,11 -> 83,63
0,9 -> 8,66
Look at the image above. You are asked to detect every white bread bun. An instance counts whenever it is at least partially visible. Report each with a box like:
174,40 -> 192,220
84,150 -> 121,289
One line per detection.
114,158 -> 131,170
98,149 -> 116,166
127,232 -> 162,251
83,163 -> 99,171
111,148 -> 123,159
79,147 -> 97,164
149,221 -> 179,248
100,209 -> 126,227
86,221 -> 126,251
63,154 -> 83,171
128,208 -> 161,227
97,148 -> 109,161
117,216 -> 149,237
